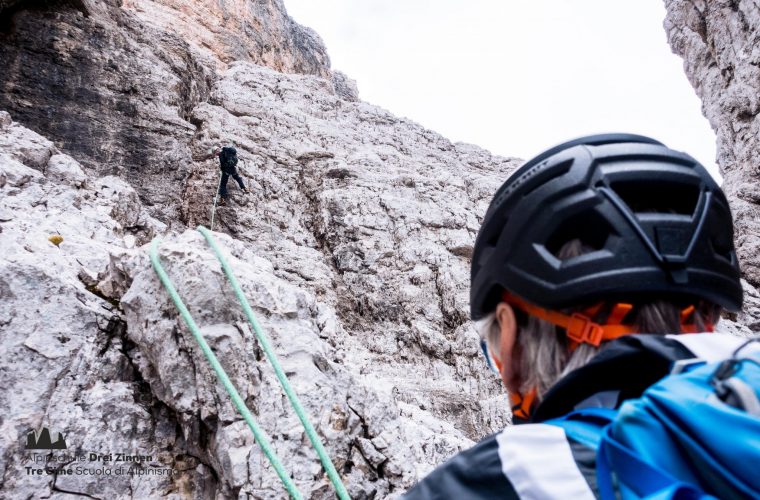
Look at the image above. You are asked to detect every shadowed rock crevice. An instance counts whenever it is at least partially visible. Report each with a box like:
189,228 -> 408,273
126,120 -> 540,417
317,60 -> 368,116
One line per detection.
0,4 -> 202,223
0,0 -> 89,29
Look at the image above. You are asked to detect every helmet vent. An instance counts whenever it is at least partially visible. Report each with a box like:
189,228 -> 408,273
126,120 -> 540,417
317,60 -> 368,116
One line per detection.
546,211 -> 613,259
610,180 -> 700,216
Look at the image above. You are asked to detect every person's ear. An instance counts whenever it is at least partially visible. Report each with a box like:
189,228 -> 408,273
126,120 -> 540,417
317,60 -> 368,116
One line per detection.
495,302 -> 519,392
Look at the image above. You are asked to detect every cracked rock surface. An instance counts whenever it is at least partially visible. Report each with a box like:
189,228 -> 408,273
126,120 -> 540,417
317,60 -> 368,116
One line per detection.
665,0 -> 760,302
0,62 -> 513,497
0,111 -> 188,499
181,63 -> 518,444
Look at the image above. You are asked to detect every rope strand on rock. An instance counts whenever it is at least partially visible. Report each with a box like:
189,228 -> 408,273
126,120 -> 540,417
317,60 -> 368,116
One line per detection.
150,238 -> 303,500
150,227 -> 350,500
210,169 -> 224,230
150,238 -> 303,499
197,225 -> 350,500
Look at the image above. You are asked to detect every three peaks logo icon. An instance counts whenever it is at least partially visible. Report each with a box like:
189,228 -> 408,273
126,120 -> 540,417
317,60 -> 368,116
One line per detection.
25,427 -> 67,450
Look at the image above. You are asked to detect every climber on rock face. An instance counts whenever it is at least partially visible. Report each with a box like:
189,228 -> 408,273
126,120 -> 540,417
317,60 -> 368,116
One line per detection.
217,145 -> 248,205
402,134 -> 749,499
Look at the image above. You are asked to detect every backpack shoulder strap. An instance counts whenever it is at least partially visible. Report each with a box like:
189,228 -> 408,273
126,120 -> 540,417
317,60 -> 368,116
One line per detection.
548,407 -> 711,499
597,423 -> 712,500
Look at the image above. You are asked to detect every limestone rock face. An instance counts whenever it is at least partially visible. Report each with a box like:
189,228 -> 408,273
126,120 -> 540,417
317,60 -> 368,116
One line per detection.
121,0 -> 332,77
0,1 -> 518,495
0,0 -> 340,226
119,230 -> 480,498
181,66 -> 519,445
0,113 -> 177,499
664,0 -> 760,300
0,62 -> 514,496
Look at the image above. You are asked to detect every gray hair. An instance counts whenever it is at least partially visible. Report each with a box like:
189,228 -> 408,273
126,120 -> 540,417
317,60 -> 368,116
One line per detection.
477,312 -> 597,398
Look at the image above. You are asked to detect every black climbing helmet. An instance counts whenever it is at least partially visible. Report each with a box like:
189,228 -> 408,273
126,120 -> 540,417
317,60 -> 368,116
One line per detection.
470,133 -> 743,321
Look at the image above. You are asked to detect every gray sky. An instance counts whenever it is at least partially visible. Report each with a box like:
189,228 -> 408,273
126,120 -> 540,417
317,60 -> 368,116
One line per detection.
285,1 -> 719,177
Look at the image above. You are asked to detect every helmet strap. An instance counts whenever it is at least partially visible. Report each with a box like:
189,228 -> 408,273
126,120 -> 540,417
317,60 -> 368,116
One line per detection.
500,291 -> 711,349
510,387 -> 537,422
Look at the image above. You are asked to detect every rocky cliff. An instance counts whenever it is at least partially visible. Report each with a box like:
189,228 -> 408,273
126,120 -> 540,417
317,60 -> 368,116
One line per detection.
0,72 -> 516,497
0,0 -> 355,225
2,1 -> 760,499
0,0 -> 516,494
665,1 -> 760,318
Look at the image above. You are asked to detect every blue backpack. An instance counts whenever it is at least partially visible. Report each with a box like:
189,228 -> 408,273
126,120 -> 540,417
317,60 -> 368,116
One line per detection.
548,340 -> 760,499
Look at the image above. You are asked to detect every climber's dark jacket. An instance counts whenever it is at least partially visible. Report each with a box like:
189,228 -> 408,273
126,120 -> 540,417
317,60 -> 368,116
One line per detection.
401,333 -> 748,500
219,147 -> 238,174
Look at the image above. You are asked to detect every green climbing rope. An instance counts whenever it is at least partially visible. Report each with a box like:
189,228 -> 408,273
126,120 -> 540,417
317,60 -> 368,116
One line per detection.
196,226 -> 350,500
150,229 -> 351,500
150,238 -> 303,499
210,169 -> 224,231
